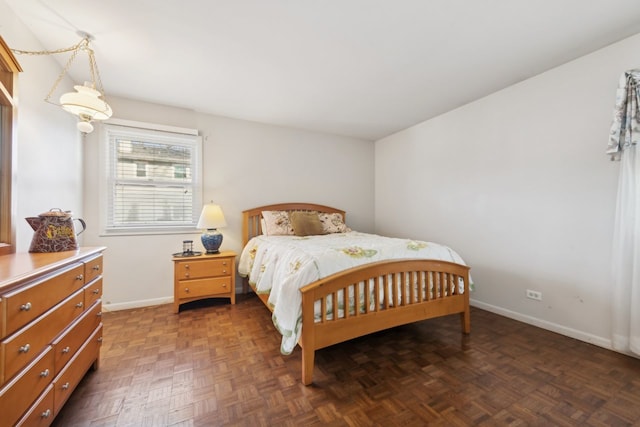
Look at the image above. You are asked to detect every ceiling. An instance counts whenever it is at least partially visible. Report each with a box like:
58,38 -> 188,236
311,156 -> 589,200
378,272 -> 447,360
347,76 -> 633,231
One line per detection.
5,1 -> 640,140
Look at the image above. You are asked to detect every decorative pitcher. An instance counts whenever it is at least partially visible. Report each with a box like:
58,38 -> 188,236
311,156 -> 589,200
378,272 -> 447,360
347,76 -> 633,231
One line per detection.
26,208 -> 86,252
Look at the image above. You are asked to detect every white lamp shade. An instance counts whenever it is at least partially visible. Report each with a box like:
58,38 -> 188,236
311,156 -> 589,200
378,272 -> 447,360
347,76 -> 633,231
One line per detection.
60,84 -> 113,120
197,204 -> 227,229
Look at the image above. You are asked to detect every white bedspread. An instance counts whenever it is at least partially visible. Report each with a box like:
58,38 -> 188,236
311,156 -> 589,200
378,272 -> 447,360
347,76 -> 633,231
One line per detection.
238,231 -> 469,355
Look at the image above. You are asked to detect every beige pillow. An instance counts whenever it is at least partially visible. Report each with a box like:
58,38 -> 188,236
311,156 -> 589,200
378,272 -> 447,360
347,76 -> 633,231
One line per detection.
290,211 -> 325,236
261,210 -> 294,235
319,212 -> 351,233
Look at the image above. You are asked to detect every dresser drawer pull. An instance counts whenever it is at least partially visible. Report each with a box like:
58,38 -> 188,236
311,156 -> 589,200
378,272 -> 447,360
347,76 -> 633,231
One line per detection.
223,269 -> 227,274
41,409 -> 52,419
19,344 -> 30,353
62,346 -> 71,354
185,264 -> 190,269
40,369 -> 50,378
97,336 -> 103,343
76,274 -> 84,281
93,265 -> 101,271
97,311 -> 103,317
184,288 -> 190,293
75,301 -> 84,308
61,382 -> 70,390
92,288 -> 100,294
20,302 -> 32,311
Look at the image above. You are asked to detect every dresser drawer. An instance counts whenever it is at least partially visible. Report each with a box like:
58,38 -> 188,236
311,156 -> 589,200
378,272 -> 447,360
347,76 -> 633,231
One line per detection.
1,288 -> 85,385
177,277 -> 232,299
2,263 -> 85,337
52,301 -> 102,375
84,278 -> 103,308
176,257 -> 232,280
53,325 -> 102,414
84,255 -> 103,284
0,346 -> 54,427
16,384 -> 54,427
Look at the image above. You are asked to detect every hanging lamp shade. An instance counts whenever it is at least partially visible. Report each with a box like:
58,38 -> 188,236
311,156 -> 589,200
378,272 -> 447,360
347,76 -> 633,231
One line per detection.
11,33 -> 114,134
60,84 -> 112,121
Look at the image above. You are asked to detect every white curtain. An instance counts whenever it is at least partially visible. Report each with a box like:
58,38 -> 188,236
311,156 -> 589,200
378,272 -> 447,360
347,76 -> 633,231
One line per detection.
609,70 -> 640,355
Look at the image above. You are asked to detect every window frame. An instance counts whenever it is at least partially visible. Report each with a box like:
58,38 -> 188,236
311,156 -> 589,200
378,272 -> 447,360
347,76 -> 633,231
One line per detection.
99,121 -> 203,236
0,36 -> 22,255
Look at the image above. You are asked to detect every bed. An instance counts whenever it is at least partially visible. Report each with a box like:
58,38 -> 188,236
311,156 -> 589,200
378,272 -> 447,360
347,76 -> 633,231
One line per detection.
239,202 -> 471,385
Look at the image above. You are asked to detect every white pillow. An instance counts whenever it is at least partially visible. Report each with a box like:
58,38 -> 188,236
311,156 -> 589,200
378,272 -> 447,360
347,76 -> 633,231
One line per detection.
261,210 -> 294,235
318,212 -> 351,233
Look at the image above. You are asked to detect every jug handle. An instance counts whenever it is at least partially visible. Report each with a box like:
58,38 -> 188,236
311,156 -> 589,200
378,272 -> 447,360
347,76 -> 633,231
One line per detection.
74,218 -> 87,236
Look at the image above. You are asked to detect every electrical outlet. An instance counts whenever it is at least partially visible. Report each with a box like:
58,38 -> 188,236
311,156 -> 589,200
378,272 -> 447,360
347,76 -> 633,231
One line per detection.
526,289 -> 542,301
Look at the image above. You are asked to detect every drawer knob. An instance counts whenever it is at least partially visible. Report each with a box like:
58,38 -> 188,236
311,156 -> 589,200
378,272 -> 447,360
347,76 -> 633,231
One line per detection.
92,288 -> 100,294
97,311 -> 103,317
19,344 -> 30,353
184,288 -> 190,293
93,265 -> 101,271
76,274 -> 84,281
40,369 -> 49,378
75,301 -> 84,308
222,261 -> 227,266
223,269 -> 227,274
62,346 -> 71,354
61,382 -> 70,390
97,336 -> 103,343
20,302 -> 32,311
41,409 -> 52,419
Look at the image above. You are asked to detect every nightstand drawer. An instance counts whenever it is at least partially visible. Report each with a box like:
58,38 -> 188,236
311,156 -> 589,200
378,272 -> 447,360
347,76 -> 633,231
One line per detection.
176,258 -> 232,280
177,277 -> 232,299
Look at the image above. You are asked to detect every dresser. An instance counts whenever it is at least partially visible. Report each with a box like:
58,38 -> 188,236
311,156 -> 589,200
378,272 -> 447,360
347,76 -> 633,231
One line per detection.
173,250 -> 236,313
0,247 -> 105,426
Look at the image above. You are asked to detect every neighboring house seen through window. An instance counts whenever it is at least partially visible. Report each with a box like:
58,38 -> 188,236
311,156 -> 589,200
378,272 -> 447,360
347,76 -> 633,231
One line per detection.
100,122 -> 202,235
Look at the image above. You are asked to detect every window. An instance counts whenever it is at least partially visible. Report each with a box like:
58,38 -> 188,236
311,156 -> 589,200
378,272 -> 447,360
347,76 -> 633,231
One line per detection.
101,123 -> 202,235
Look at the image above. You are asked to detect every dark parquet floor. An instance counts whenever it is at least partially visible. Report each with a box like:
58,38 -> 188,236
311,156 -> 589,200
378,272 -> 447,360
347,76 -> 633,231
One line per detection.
51,294 -> 640,426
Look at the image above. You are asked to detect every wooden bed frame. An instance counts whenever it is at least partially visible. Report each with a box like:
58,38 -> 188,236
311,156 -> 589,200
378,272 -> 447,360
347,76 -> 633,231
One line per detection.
242,203 -> 470,385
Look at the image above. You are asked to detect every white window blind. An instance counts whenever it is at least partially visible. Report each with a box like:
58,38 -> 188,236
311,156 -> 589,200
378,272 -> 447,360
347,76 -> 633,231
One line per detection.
101,123 -> 202,234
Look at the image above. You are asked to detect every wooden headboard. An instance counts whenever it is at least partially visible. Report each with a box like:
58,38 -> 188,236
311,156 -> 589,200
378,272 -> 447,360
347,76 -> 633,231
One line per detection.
242,203 -> 346,246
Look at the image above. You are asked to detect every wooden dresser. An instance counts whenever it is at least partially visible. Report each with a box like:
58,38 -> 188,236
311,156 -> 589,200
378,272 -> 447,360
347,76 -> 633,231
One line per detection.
0,247 -> 105,426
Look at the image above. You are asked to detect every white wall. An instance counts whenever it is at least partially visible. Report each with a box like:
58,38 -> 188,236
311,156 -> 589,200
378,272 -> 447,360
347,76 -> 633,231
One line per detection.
375,33 -> 640,349
0,3 -> 83,252
82,97 -> 374,310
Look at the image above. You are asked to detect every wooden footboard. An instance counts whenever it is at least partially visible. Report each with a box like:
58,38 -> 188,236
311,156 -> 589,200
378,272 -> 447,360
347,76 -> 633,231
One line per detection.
298,258 -> 470,385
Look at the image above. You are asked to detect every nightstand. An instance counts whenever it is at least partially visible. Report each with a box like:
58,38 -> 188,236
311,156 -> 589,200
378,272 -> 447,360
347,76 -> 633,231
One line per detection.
172,250 -> 236,313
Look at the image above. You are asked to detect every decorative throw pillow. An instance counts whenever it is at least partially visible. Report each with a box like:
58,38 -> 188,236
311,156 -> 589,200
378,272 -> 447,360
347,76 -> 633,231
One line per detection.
261,210 -> 294,235
318,212 -> 351,233
290,211 -> 325,236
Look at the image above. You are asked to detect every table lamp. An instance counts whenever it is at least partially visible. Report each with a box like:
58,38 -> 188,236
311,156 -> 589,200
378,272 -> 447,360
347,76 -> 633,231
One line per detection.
196,203 -> 227,254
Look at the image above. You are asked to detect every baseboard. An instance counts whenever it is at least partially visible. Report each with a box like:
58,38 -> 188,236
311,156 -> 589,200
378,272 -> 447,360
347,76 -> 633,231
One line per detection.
470,298 -> 613,350
102,296 -> 173,312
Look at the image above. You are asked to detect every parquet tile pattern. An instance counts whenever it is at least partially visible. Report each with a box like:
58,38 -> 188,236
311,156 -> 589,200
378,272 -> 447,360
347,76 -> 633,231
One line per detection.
52,295 -> 640,426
